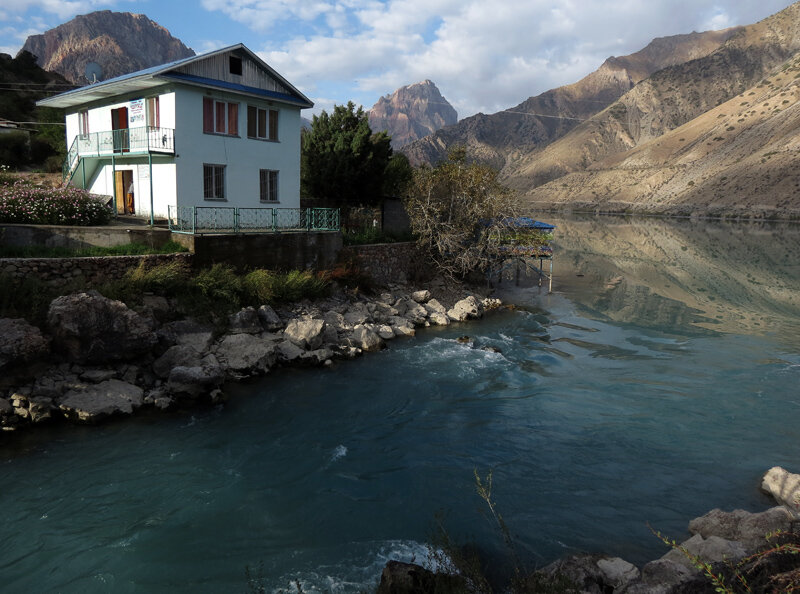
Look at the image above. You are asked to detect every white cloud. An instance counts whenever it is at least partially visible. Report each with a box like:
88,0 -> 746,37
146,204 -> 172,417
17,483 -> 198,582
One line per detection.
2,0 -> 116,20
247,0 -> 797,118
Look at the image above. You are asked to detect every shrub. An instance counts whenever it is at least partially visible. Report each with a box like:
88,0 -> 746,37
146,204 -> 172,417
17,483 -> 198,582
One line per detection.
190,263 -> 242,309
0,181 -> 111,226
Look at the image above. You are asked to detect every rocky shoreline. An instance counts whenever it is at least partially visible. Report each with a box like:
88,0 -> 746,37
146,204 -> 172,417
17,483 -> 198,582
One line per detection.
0,281 -> 501,432
379,466 -> 800,593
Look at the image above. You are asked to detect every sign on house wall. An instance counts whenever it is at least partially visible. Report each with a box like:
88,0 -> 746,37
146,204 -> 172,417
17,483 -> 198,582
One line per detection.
129,99 -> 145,126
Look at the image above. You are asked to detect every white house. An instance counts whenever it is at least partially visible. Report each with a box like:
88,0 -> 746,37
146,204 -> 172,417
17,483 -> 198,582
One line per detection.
37,44 -> 313,224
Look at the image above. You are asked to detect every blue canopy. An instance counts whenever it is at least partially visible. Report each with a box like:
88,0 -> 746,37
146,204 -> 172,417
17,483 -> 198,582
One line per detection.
494,217 -> 556,230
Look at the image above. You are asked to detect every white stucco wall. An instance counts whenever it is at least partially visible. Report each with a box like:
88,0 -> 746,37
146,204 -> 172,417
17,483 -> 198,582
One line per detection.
173,86 -> 303,209
83,159 -> 176,218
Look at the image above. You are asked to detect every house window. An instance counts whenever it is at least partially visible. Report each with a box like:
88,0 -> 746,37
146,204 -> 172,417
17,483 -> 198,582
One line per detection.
260,169 -> 278,202
78,110 -> 89,137
146,97 -> 160,128
203,164 -> 226,200
247,106 -> 278,141
203,97 -> 238,135
229,56 -> 242,76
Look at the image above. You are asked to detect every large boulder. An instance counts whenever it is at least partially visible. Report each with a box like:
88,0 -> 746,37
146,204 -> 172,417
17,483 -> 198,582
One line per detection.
215,334 -> 276,376
283,317 -> 326,350
59,379 -> 144,423
152,345 -> 205,378
689,506 -> 793,549
257,304 -> 284,331
761,466 -> 800,517
350,325 -> 385,352
157,319 -> 214,352
228,307 -> 262,334
447,296 -> 484,322
167,361 -> 224,398
377,561 -> 452,594
48,291 -> 157,364
0,318 -> 50,370
662,533 -> 747,570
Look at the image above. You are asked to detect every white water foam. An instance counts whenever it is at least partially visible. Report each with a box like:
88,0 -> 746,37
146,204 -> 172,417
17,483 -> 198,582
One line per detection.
330,445 -> 348,463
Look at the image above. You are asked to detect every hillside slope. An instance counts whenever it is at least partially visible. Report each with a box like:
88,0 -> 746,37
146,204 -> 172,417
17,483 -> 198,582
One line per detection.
507,1 -> 800,195
402,29 -> 739,168
21,11 -> 194,84
522,53 -> 800,219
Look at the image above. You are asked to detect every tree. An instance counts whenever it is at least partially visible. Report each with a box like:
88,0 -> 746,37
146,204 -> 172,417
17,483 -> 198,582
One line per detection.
404,148 -> 519,278
301,101 -> 392,206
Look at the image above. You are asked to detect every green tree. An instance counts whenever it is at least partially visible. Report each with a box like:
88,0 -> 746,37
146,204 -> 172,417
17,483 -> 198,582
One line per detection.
382,152 -> 414,198
405,148 -> 519,278
301,101 -> 391,206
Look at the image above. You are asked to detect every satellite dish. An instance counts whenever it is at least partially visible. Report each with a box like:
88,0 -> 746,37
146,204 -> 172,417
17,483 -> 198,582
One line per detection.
84,62 -> 103,84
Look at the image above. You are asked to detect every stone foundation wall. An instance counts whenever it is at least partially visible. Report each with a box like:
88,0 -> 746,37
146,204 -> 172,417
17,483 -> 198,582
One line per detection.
0,224 -> 173,249
341,242 -> 418,285
0,253 -> 194,289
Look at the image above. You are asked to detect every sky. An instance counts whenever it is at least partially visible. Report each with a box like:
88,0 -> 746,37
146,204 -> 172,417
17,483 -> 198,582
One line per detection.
0,0 -> 797,119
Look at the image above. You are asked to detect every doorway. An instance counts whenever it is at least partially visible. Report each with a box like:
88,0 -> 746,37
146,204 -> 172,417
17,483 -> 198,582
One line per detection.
115,170 -> 134,214
111,107 -> 129,153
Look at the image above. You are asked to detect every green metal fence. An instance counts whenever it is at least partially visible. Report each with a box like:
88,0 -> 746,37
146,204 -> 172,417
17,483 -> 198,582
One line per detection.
168,206 -> 340,234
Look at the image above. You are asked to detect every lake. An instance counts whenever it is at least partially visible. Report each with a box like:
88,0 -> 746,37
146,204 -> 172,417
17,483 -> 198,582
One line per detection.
1,216 -> 799,592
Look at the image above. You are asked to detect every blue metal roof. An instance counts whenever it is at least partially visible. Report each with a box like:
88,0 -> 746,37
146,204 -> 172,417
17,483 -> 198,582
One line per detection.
162,72 -> 313,107
493,217 -> 556,230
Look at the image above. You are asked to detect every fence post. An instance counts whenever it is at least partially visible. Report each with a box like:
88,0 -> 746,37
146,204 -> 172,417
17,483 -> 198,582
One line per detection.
234,208 -> 239,233
272,208 -> 277,232
307,208 -> 312,232
192,206 -> 197,235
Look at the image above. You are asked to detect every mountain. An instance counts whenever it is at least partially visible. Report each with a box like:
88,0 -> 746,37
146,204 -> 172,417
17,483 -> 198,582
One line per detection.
402,29 -> 739,168
521,53 -> 800,219
20,11 -> 194,85
368,80 -> 457,149
505,1 -> 800,198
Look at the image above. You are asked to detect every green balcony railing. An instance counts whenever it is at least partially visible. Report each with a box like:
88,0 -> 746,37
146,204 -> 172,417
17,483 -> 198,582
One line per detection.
168,206 -> 340,234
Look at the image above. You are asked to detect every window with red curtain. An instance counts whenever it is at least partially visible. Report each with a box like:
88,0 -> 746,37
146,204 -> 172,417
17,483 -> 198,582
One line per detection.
228,103 -> 238,136
203,97 -> 214,133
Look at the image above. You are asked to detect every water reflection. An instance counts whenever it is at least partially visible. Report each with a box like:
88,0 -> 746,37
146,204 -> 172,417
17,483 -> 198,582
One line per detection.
527,216 -> 800,346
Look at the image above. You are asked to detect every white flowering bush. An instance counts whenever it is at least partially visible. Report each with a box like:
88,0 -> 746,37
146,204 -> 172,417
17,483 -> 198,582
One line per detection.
0,180 -> 111,226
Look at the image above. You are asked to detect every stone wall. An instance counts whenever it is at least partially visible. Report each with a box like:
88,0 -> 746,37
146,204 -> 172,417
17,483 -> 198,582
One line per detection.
172,231 -> 343,271
0,253 -> 193,289
341,242 -> 418,285
0,224 -> 173,249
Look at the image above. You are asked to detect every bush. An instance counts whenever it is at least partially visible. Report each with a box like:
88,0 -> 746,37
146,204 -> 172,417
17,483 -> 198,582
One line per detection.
243,269 -> 330,304
0,181 -> 111,226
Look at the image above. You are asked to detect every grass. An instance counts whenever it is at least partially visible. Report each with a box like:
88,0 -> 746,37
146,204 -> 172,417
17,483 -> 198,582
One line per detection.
0,241 -> 189,259
1,261 -> 334,326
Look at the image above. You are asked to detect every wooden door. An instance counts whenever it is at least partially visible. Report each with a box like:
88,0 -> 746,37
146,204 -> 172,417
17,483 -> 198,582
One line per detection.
114,170 -> 134,214
111,107 -> 129,153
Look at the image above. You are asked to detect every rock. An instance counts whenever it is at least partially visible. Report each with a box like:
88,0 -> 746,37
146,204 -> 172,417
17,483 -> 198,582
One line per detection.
597,557 -> 640,590
662,533 -> 747,570
215,334 -> 276,376
537,554 -> 609,594
377,561 -> 442,594
761,466 -> 800,517
411,289 -> 431,303
321,324 -> 339,345
28,398 -> 54,423
228,307 -> 262,334
148,388 -> 175,410
0,318 -> 50,371
377,325 -> 395,340
482,297 -> 502,309
395,298 -> 428,325
481,345 -> 501,353
59,379 -> 144,423
322,310 -> 346,330
343,310 -> 369,326
447,295 -> 484,322
276,340 -> 305,363
688,506 -> 793,549
48,291 -> 157,364
428,312 -> 450,326
141,295 -> 170,320
80,368 -> 118,383
300,348 -> 334,366
635,558 -> 695,593
391,320 -> 416,337
167,362 -> 224,398
152,345 -> 204,378
257,304 -> 284,331
456,335 -> 471,343
283,317 -> 326,350
351,325 -> 385,352
158,319 -> 214,352
0,398 -> 12,415
424,299 -> 447,315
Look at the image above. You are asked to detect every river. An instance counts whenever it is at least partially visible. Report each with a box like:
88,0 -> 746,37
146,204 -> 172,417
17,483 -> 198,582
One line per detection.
1,216 -> 799,592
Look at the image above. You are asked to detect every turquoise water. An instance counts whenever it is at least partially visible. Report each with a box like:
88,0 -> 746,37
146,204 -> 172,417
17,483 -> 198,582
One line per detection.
2,217 -> 800,592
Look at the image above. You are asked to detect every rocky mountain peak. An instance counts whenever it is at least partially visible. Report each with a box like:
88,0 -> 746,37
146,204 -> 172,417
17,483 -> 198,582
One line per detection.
20,11 -> 194,85
368,80 -> 457,149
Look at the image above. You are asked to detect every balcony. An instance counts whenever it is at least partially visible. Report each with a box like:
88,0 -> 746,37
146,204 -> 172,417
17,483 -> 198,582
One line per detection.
64,126 -> 174,181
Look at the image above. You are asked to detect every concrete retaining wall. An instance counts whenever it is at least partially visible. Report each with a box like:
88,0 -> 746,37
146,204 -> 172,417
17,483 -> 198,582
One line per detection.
341,242 -> 418,285
0,224 -> 172,249
0,253 -> 193,289
171,231 -> 343,271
